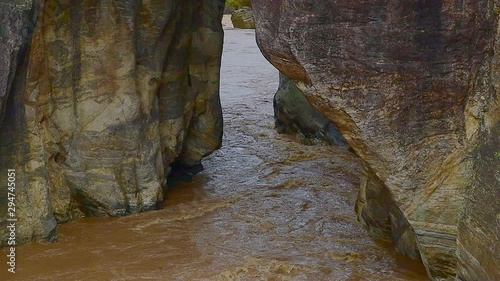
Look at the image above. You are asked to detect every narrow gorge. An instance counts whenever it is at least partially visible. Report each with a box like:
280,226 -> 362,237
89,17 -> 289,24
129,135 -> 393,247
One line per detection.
0,1 -> 498,281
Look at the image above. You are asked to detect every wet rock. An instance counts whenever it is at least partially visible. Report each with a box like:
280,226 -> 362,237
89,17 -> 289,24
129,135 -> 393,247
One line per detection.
252,0 -> 499,280
0,0 -> 225,245
274,73 -> 346,146
231,7 -> 255,29
355,166 -> 421,261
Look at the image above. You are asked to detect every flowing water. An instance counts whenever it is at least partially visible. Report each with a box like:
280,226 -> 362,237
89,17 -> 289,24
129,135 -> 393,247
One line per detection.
0,25 -> 430,281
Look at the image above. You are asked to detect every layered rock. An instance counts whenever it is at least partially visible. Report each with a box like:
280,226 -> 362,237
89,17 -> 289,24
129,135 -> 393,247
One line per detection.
0,0 -> 52,243
456,122 -> 500,281
252,1 -> 499,280
231,6 -> 255,29
456,50 -> 500,280
0,0 -> 225,245
274,73 -> 346,146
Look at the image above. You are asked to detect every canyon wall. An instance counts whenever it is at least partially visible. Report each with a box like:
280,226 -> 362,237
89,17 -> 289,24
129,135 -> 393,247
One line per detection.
0,0 -> 38,127
252,1 -> 499,280
0,0 -> 225,245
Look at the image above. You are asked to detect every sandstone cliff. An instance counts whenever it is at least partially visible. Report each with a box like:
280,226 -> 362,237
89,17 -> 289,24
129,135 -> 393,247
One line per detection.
252,1 -> 499,280
0,0 -> 225,245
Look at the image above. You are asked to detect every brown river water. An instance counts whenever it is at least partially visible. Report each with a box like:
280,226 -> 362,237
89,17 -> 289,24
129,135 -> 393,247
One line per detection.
0,27 -> 430,281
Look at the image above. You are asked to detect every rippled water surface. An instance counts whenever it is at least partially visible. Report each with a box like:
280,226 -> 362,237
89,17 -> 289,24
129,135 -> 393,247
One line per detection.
0,27 -> 429,281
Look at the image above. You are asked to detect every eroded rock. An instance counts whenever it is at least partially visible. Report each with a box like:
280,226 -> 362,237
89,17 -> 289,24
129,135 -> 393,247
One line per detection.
252,1 -> 499,280
231,6 -> 255,29
456,65 -> 500,280
0,0 -> 55,244
0,0 -> 38,128
274,73 -> 346,146
0,0 -> 225,245
455,128 -> 500,281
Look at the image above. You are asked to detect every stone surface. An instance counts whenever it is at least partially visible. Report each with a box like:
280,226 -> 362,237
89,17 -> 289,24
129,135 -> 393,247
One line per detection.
0,0 -> 38,128
0,0 -> 54,244
0,0 -> 225,245
456,47 -> 500,280
252,1 -> 499,280
231,6 -> 255,29
274,73 -> 346,146
456,123 -> 500,281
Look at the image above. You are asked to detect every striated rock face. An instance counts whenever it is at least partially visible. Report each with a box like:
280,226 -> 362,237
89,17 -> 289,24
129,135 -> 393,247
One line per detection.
0,0 -> 225,245
456,70 -> 500,280
0,0 -> 38,129
456,125 -> 500,281
231,6 -> 255,29
0,0 -> 52,243
274,73 -> 346,146
252,0 -> 499,280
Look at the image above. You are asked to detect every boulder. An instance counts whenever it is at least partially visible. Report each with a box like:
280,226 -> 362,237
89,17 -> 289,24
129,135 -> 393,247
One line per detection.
231,6 -> 255,29
274,73 -> 346,146
252,0 -> 499,280
0,0 -> 225,245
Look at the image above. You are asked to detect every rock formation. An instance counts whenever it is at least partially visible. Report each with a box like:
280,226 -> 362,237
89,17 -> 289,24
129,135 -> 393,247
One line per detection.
0,0 -> 225,245
274,73 -> 346,146
0,0 -> 38,131
0,0 -> 52,243
456,91 -> 500,280
252,1 -> 499,280
231,6 -> 255,29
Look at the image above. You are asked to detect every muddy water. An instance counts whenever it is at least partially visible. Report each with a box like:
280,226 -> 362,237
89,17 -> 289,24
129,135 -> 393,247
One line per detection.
0,28 -> 429,281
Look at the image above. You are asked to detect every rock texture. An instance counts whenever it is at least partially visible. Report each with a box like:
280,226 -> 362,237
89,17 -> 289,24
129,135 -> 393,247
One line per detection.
252,1 -> 499,280
0,0 -> 52,243
0,0 -> 38,129
274,73 -> 346,146
456,73 -> 500,280
231,6 -> 255,29
0,0 -> 225,245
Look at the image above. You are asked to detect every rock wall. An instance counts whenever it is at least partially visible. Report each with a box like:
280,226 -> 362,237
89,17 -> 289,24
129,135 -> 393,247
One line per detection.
456,121 -> 500,281
456,35 -> 500,279
0,0 -> 38,129
0,0 -> 50,243
252,1 -> 499,280
0,0 -> 225,245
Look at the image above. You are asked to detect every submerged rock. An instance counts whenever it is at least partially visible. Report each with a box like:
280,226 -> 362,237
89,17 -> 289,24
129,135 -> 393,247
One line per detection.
274,73 -> 346,146
231,6 -> 255,29
0,0 -> 225,245
252,0 -> 499,280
